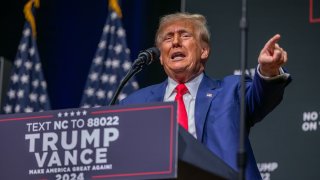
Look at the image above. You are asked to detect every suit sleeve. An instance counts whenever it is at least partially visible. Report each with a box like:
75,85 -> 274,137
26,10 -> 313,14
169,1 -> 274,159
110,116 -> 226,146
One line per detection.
245,68 -> 292,128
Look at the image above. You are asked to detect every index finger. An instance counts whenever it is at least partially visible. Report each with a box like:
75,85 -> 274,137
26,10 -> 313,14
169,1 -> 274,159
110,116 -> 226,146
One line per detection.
262,34 -> 281,52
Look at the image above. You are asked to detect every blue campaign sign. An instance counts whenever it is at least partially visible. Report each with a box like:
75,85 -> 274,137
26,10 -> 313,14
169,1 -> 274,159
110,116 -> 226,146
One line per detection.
0,102 -> 178,180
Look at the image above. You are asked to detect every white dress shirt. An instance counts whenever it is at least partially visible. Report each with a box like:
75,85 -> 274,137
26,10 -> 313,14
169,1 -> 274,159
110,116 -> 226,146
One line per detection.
163,73 -> 204,139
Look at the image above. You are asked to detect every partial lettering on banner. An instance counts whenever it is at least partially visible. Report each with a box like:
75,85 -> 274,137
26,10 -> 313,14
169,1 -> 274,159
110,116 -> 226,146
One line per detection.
258,162 -> 279,180
24,111 -> 120,176
302,111 -> 320,132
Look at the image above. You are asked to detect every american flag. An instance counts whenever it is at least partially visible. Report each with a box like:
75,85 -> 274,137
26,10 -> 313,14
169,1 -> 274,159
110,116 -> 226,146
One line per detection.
2,22 -> 51,114
80,10 -> 139,108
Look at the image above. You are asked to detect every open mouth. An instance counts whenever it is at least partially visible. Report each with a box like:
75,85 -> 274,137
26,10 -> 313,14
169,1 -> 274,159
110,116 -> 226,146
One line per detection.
171,52 -> 186,61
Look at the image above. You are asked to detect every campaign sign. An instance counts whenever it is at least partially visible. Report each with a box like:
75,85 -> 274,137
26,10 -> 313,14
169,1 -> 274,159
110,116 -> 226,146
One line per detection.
0,102 -> 177,180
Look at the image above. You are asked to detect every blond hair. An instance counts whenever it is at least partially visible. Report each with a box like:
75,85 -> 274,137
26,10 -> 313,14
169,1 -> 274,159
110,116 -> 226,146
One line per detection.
155,12 -> 211,47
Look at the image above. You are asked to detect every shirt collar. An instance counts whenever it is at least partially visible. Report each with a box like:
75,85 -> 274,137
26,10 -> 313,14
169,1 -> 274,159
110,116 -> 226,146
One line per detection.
165,73 -> 204,99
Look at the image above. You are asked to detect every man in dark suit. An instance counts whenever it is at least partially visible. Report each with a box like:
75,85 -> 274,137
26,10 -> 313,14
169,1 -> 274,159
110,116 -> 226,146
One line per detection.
120,12 -> 291,179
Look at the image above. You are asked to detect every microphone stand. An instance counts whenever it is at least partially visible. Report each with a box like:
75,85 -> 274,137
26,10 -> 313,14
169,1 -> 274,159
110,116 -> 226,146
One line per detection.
108,60 -> 144,106
238,0 -> 248,179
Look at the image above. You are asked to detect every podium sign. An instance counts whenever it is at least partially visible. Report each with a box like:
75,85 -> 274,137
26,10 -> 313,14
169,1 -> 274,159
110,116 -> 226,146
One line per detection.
0,102 -> 178,180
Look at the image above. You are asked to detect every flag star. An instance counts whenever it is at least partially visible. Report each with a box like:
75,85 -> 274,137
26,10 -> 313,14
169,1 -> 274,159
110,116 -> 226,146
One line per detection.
24,61 -> 33,70
35,63 -> 41,71
107,90 -> 113,99
70,111 -> 75,116
117,28 -> 125,37
76,110 -> 81,116
64,112 -> 69,117
17,89 -> 24,99
82,110 -> 87,116
112,59 -> 120,68
89,72 -> 99,81
111,12 -> 117,20
122,61 -> 131,71
39,94 -> 47,103
14,59 -> 23,67
3,104 -> 12,114
131,81 -> 139,89
118,93 -> 127,101
100,74 -> 109,83
114,44 -> 123,54
15,105 -> 21,113
109,75 -> 117,84
11,73 -> 19,83
96,89 -> 106,99
32,79 -> 39,88
41,81 -> 47,89
105,59 -> 112,68
103,25 -> 110,33
98,41 -> 106,49
58,112 -> 62,117
29,47 -> 35,56
7,89 -> 15,99
93,56 -> 103,65
21,74 -> 30,84
23,28 -> 31,37
24,106 -> 34,113
19,43 -> 27,52
20,74 -> 29,84
29,93 -> 38,102
85,87 -> 95,97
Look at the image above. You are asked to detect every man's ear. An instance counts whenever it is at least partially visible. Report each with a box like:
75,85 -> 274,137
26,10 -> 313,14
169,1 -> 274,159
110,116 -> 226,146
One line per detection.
200,46 -> 210,60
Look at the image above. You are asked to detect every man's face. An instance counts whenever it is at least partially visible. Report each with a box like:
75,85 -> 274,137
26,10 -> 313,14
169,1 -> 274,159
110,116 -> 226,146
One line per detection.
158,20 -> 209,83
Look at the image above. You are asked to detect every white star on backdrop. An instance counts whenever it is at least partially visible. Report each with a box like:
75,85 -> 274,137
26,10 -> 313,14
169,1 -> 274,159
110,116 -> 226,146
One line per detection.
98,41 -> 106,49
7,89 -> 15,99
85,87 -> 95,97
20,74 -> 30,84
96,89 -> 106,99
15,59 -> 22,67
24,61 -> 33,70
100,74 -> 109,83
23,28 -> 31,37
17,89 -> 24,99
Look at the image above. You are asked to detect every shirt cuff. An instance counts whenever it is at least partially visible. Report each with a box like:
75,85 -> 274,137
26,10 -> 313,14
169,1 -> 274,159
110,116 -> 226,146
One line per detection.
257,64 -> 290,81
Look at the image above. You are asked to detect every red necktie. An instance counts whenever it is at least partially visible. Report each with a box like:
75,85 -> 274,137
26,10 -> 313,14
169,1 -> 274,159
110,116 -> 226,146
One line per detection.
175,84 -> 188,130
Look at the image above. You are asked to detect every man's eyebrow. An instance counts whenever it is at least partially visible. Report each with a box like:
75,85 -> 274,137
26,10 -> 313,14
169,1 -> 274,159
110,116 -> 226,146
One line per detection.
163,29 -> 190,36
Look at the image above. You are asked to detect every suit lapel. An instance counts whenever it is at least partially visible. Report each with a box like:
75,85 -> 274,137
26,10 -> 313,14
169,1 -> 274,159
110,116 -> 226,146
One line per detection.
195,75 -> 219,141
145,76 -> 218,142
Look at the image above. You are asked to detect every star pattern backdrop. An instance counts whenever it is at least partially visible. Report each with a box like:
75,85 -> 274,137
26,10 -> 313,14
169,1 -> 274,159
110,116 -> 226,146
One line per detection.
80,10 -> 139,108
2,22 -> 51,114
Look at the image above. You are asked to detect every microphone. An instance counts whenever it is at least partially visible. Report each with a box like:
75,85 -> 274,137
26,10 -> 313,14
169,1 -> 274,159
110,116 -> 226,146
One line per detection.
133,47 -> 160,67
109,47 -> 160,105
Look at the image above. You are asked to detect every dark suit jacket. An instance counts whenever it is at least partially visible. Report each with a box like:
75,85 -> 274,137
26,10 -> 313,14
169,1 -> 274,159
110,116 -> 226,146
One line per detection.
120,71 -> 291,179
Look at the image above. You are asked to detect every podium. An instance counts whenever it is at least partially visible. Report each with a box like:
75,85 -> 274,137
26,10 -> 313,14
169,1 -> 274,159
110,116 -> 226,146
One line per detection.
0,102 -> 237,180
177,127 -> 237,180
